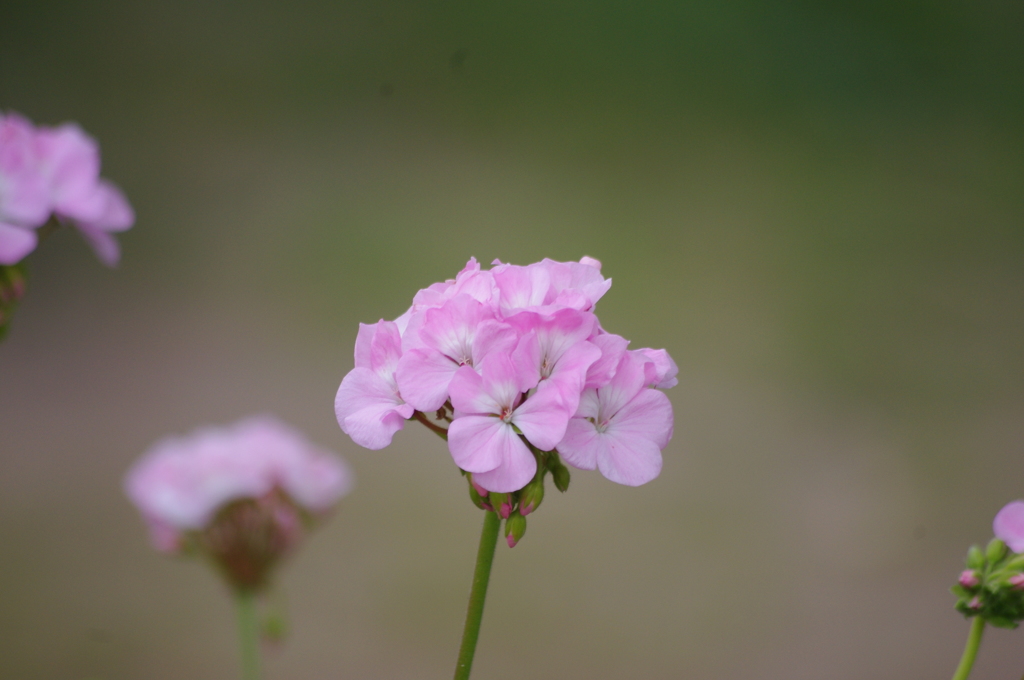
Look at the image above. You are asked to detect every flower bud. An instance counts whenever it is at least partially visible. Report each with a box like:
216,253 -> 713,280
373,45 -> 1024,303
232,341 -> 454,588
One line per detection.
547,457 -> 571,493
505,512 -> 526,548
518,477 -> 545,516
467,475 -> 491,510
1009,574 -> 1024,591
959,570 -> 980,588
966,545 -> 985,570
968,596 -> 982,611
489,492 -> 514,519
986,538 -> 1007,564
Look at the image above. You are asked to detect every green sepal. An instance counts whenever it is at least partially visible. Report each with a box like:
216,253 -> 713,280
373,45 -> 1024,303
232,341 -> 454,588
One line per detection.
985,616 -> 1018,629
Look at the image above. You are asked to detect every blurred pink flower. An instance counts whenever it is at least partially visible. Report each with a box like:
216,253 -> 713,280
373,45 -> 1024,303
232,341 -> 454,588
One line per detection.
125,416 -> 353,569
0,111 -> 133,266
994,500 -> 1024,553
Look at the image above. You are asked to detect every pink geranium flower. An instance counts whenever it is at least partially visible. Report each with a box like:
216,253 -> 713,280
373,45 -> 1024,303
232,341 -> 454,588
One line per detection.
335,320 -> 415,449
994,501 -> 1024,553
396,294 -> 517,411
557,352 -> 674,486
125,416 -> 352,549
0,111 -> 134,266
448,354 -> 571,492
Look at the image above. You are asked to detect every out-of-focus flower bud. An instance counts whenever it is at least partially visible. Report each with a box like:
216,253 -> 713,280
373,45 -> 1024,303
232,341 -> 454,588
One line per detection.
518,476 -> 544,516
986,538 -> 1007,564
505,512 -> 526,548
959,570 -> 980,588
968,596 -> 982,611
1009,574 -> 1024,591
966,545 -> 985,570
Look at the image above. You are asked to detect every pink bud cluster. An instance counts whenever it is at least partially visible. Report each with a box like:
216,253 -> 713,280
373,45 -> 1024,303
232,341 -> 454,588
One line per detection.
125,416 -> 353,555
335,257 -> 676,493
0,111 -> 134,266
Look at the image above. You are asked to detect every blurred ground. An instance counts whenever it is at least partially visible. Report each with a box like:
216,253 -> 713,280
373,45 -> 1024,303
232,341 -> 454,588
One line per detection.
1,2 -> 1023,678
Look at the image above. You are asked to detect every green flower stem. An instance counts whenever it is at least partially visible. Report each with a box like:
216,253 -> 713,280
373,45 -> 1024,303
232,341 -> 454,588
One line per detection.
951,616 -> 985,680
236,589 -> 262,680
453,510 -> 501,680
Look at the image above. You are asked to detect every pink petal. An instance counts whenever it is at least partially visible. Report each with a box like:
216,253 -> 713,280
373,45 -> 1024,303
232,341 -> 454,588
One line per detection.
585,333 -> 629,389
0,222 -> 38,265
597,352 -> 647,420
369,320 -> 404,380
511,387 -> 570,451
419,294 -> 488,363
447,415 -> 513,474
36,123 -> 102,220
470,320 -> 518,365
607,388 -> 674,450
634,347 -> 679,389
556,418 -> 601,471
335,367 -> 411,449
395,348 -> 459,411
994,501 -> 1024,553
493,263 -> 550,312
595,429 -> 663,486
451,419 -> 537,492
75,222 -> 121,266
449,364 -> 502,416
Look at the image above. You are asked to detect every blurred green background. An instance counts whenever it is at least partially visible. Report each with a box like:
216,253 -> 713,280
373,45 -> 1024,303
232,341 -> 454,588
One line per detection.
2,1 -> 1023,678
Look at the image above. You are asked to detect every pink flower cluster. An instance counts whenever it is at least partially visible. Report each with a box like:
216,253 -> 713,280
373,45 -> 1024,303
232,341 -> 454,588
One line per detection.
335,257 -> 676,493
125,416 -> 353,554
0,111 -> 134,266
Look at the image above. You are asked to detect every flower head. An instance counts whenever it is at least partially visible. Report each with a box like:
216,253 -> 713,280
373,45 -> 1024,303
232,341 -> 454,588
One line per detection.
335,256 -> 676,546
125,416 -> 352,590
0,111 -> 133,266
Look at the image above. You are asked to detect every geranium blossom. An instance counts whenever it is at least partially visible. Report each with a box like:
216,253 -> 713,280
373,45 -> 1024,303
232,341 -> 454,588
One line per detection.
0,111 -> 133,266
335,256 -> 676,496
126,416 -> 352,546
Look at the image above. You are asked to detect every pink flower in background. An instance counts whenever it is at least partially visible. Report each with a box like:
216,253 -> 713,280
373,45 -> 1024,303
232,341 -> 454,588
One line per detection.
335,256 -> 677,499
0,111 -> 134,266
994,501 -> 1024,553
125,416 -> 352,589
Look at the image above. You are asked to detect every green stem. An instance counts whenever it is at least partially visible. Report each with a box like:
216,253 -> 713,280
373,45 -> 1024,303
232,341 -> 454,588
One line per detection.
951,616 -> 985,680
453,510 -> 501,680
236,589 -> 262,680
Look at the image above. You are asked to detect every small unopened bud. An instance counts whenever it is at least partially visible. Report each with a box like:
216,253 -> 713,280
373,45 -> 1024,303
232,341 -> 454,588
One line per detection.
959,570 -> 980,588
548,459 -> 570,493
968,596 -> 982,610
505,512 -> 526,548
966,545 -> 985,570
468,479 -> 490,510
519,478 -> 545,516
986,538 -> 1007,564
1009,574 -> 1024,591
487,492 -> 513,519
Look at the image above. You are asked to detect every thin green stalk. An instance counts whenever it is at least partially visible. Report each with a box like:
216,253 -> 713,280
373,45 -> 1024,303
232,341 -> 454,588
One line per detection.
236,588 -> 262,680
453,510 -> 501,680
951,616 -> 985,680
